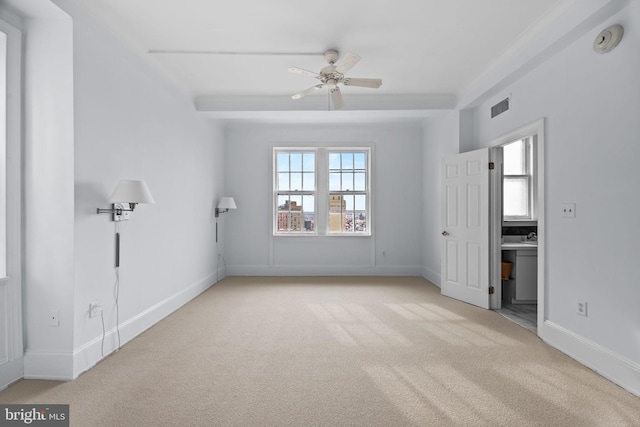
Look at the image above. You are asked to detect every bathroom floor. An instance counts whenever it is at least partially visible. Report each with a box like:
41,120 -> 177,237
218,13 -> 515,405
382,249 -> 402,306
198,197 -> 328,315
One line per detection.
497,303 -> 537,332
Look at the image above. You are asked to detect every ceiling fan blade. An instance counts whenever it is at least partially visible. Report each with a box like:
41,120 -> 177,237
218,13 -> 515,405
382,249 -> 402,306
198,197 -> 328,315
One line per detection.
292,84 -> 324,99
288,67 -> 320,78
335,52 -> 361,74
330,87 -> 345,110
343,78 -> 382,88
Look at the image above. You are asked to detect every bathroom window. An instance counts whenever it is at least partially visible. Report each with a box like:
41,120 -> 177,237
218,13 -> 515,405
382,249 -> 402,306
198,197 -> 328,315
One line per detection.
503,137 -> 535,220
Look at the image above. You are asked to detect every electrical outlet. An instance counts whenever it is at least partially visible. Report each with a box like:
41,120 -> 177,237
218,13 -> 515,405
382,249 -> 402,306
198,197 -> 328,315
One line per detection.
89,303 -> 102,318
577,298 -> 588,317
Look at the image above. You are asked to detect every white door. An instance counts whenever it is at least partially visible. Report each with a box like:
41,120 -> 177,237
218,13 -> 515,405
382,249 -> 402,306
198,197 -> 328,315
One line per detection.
441,148 -> 490,309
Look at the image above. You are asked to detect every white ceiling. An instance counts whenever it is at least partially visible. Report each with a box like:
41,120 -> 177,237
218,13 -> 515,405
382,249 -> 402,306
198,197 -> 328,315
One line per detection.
75,0 -> 577,110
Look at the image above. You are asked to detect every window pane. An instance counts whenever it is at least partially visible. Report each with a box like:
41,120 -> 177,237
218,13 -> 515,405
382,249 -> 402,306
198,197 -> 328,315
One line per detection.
290,152 -> 302,171
277,212 -> 290,231
302,172 -> 314,191
303,152 -> 315,172
355,211 -> 366,232
504,177 -> 529,217
344,194 -> 354,211
277,195 -> 289,210
354,152 -> 366,170
302,195 -> 314,231
329,194 -> 344,232
329,172 -> 341,191
329,194 -> 344,212
503,140 -> 525,175
342,213 -> 352,232
354,173 -> 366,191
278,173 -> 289,191
341,172 -> 354,190
277,153 -> 289,172
290,172 -> 302,191
329,213 -> 342,232
354,194 -> 366,211
329,152 -> 341,170
302,195 -> 314,212
341,152 -> 353,169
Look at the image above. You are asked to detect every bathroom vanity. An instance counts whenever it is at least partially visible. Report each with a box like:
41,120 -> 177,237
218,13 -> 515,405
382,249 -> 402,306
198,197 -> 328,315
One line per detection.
501,242 -> 537,304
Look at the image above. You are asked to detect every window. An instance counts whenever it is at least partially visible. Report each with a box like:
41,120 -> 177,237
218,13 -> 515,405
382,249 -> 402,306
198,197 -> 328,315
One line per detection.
503,138 -> 535,220
274,147 -> 371,235
328,151 -> 368,233
275,150 -> 316,233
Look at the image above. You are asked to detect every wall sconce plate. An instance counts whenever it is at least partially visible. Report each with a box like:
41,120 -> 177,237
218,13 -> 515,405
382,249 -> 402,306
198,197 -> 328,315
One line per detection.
113,203 -> 130,221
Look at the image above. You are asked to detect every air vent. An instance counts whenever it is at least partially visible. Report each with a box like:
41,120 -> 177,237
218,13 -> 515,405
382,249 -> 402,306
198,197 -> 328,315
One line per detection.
491,98 -> 510,118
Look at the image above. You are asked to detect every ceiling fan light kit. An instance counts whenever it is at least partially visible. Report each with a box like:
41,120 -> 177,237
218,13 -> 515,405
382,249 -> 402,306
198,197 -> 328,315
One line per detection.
289,49 -> 382,110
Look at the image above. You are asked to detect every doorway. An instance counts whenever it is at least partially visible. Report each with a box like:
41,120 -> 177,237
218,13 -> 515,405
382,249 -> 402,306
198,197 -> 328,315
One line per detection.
489,119 -> 545,335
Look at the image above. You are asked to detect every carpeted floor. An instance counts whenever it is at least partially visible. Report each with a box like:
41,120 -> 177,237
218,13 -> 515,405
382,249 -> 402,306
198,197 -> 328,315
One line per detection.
1,276 -> 639,426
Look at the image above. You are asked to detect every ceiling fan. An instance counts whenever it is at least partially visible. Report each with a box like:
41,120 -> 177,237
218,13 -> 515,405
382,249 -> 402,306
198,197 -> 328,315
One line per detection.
288,49 -> 382,110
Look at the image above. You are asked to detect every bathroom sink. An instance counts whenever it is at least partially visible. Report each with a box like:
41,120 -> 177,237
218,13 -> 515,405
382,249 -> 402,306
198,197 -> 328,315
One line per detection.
502,242 -> 538,249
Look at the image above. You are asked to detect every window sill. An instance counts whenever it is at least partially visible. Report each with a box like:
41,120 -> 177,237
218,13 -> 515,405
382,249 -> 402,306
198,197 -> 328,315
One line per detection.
273,233 -> 372,237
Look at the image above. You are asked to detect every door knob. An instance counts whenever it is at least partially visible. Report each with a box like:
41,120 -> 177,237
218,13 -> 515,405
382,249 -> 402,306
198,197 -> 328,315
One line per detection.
441,231 -> 449,236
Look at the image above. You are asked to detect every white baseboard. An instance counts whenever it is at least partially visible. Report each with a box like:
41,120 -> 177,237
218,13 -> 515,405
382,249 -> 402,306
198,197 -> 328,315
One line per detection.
541,320 -> 640,397
22,272 -> 218,382
422,267 -> 441,287
24,351 -> 74,381
217,265 -> 226,281
227,264 -> 423,276
0,358 -> 24,391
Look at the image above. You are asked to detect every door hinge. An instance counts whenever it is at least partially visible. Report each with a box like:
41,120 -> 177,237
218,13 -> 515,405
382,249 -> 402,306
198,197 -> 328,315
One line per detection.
489,286 -> 495,294
488,162 -> 495,170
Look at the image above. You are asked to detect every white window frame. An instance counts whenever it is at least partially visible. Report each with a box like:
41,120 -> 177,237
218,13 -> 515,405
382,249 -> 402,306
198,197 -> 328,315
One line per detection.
326,149 -> 370,235
273,148 -> 317,235
273,146 -> 372,236
503,137 -> 536,221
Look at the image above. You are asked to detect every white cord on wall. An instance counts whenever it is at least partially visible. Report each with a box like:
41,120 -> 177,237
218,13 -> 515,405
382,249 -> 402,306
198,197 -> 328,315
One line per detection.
114,221 -> 121,351
102,222 -> 122,358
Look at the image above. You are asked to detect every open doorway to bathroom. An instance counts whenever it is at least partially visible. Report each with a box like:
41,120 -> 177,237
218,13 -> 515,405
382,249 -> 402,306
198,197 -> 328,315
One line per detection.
489,120 -> 545,334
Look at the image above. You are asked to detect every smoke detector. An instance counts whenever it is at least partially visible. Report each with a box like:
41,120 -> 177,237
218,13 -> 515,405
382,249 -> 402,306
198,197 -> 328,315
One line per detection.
593,24 -> 624,54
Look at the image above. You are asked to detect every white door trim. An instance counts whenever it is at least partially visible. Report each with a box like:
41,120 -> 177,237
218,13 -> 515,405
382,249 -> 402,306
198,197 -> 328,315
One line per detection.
0,15 -> 23,390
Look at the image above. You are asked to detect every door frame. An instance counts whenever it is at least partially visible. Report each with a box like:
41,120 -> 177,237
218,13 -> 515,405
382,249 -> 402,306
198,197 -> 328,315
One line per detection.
0,15 -> 23,391
488,119 -> 545,336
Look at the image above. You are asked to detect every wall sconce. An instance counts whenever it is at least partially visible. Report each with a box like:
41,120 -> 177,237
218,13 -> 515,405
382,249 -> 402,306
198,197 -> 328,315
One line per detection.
97,180 -> 155,221
215,197 -> 236,243
215,197 -> 237,217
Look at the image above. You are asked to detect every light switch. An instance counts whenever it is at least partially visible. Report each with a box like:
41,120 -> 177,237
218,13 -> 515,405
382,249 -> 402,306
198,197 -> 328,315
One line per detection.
561,203 -> 576,218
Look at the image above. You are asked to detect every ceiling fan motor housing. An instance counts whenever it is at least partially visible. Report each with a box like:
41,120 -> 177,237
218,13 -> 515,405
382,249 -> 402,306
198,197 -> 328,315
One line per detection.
324,49 -> 339,64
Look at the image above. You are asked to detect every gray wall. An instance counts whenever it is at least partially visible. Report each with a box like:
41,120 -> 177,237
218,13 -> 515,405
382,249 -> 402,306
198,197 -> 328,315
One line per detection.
422,0 -> 640,395
223,122 -> 423,275
13,0 -> 226,380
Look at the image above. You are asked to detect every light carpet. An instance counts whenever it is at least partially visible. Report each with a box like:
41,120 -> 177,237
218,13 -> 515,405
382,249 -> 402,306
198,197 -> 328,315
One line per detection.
1,276 -> 639,426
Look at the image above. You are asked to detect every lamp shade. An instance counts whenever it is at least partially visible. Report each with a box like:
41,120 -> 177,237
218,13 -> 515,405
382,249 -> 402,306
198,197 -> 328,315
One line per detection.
109,180 -> 155,204
217,197 -> 237,210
